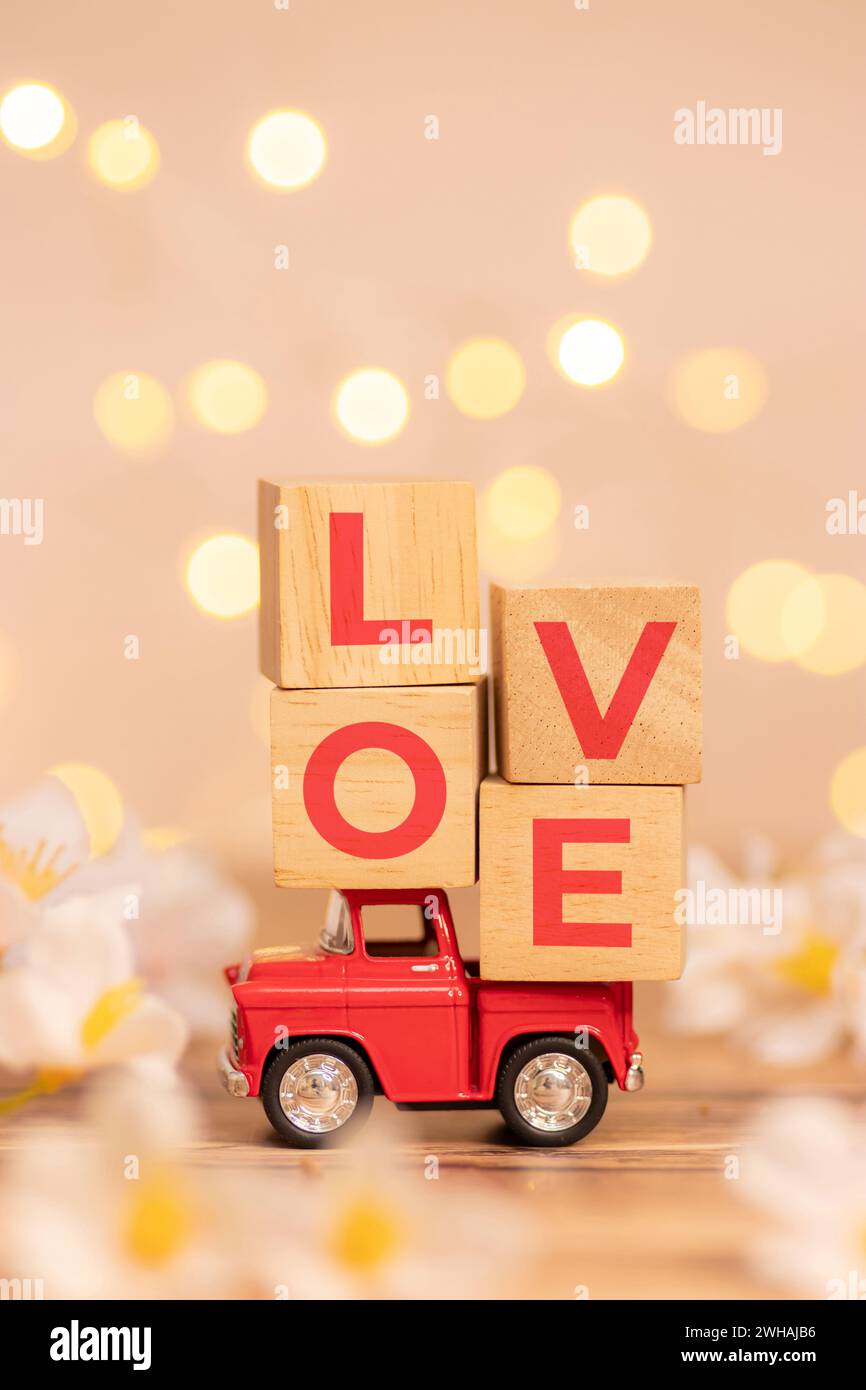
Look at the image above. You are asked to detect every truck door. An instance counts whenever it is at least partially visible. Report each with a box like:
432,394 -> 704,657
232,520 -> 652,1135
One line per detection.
346,899 -> 467,1102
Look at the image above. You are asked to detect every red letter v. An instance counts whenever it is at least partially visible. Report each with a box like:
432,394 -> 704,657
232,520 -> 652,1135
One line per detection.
534,619 -> 677,758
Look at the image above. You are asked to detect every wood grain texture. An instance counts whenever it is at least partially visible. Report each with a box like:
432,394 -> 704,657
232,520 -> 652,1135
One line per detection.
259,478 -> 481,688
5,1030 -> 859,1300
480,775 -> 685,981
271,681 -> 487,888
491,582 -> 701,785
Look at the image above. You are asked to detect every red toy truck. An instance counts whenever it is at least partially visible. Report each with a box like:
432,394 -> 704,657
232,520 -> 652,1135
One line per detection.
219,887 -> 643,1148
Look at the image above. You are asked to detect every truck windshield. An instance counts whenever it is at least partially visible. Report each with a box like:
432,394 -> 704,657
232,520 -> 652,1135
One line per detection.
320,891 -> 354,955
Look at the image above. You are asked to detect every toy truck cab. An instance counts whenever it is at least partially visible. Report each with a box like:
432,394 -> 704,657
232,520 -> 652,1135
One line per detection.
220,887 -> 643,1149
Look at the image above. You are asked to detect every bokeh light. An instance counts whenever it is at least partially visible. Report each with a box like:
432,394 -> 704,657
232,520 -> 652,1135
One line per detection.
0,82 -> 75,158
554,317 -> 625,387
669,347 -> 768,433
87,119 -> 159,191
725,561 -> 813,662
48,763 -> 124,858
445,338 -> 526,419
93,371 -> 175,454
783,574 -> 866,676
333,368 -> 409,444
486,465 -> 561,541
569,194 -> 652,276
185,535 -> 260,619
246,109 -> 327,189
830,748 -> 866,837
187,360 -> 268,435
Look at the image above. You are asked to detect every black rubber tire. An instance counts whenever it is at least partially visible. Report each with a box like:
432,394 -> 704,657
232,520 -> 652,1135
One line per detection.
496,1036 -> 608,1147
261,1038 -> 375,1149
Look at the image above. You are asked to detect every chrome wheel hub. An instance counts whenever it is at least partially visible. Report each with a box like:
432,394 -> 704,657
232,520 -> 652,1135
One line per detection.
514,1052 -> 592,1132
279,1054 -> 358,1133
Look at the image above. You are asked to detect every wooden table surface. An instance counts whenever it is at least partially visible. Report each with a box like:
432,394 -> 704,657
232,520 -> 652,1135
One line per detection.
2,1000 -> 862,1300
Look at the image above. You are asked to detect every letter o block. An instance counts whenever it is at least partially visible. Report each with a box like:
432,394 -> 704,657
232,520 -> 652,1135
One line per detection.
271,683 -> 486,887
480,776 -> 685,981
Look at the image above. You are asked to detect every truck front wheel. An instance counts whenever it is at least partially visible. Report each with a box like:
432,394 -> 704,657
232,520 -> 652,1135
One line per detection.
496,1037 -> 608,1147
261,1039 -> 375,1148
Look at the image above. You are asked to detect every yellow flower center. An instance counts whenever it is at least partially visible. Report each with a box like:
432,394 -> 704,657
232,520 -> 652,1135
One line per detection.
81,978 -> 144,1051
328,1193 -> 406,1272
772,930 -> 839,996
0,828 -> 77,900
122,1171 -> 195,1266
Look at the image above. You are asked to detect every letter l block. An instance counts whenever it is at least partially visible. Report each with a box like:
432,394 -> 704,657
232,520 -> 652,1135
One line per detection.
259,478 -> 479,687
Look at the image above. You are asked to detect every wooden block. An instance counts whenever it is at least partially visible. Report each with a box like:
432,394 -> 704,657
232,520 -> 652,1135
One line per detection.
491,582 -> 701,784
480,775 -> 685,981
271,682 -> 487,888
259,478 -> 481,688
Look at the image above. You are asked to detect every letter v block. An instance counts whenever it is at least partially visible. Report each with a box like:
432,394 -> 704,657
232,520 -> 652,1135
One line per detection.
271,682 -> 487,887
259,478 -> 480,687
480,776 -> 685,981
491,583 -> 701,784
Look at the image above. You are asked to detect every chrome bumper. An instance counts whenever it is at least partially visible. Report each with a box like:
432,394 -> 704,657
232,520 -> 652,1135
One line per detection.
218,1047 -> 250,1098
624,1051 -> 645,1092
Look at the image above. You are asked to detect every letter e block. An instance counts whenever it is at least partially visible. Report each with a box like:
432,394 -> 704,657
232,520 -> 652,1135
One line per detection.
480,776 -> 684,981
491,582 -> 701,784
271,682 -> 487,887
259,478 -> 480,687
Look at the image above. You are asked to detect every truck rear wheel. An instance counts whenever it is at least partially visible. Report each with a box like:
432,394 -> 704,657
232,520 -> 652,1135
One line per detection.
261,1039 -> 374,1148
496,1037 -> 608,1147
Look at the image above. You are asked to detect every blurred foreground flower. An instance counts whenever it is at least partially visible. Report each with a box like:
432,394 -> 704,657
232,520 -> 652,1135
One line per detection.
273,1141 -> 534,1300
0,1081 -> 537,1300
666,835 -> 866,1064
0,775 -> 252,1037
0,776 -> 89,952
0,901 -> 187,1105
740,1097 -> 866,1298
56,837 -> 253,1036
0,1079 -> 267,1298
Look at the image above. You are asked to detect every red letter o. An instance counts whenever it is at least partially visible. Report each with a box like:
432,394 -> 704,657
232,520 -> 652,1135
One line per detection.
303,721 -> 447,859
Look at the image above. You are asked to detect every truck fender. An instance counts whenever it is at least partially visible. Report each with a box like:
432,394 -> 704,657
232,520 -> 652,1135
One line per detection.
490,1028 -> 615,1095
257,1032 -> 384,1096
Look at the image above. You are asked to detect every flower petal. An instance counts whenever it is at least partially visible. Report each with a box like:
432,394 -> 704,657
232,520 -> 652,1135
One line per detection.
0,971 -> 82,1070
87,992 -> 188,1070
749,1002 -> 845,1065
0,777 -> 90,899
32,900 -> 134,1005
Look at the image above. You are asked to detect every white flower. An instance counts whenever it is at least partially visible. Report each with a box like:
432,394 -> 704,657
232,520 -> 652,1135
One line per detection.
0,1080 -> 538,1300
53,839 -> 253,1037
0,775 -> 253,1037
0,776 -> 90,890
0,1078 -> 280,1299
0,777 -> 90,952
739,1098 -> 866,1298
0,879 -> 40,956
666,836 -> 866,1065
265,1144 -> 534,1300
0,895 -> 187,1089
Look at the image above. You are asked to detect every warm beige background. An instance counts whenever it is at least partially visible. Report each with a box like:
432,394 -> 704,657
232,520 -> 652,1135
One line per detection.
1,0 -> 864,944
